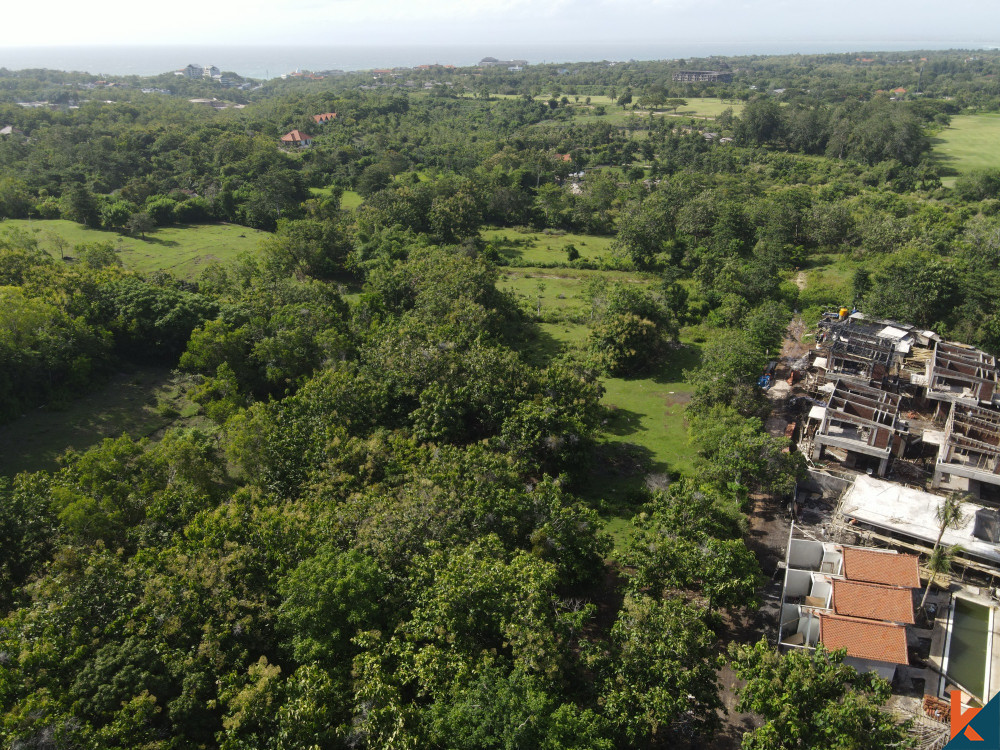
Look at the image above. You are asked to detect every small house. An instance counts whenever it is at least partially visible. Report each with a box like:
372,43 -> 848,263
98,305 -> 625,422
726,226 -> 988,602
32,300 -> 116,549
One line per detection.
280,129 -> 313,147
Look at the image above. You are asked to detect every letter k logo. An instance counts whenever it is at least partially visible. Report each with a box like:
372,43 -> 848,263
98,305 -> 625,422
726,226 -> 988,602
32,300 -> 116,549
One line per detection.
952,691 -> 984,742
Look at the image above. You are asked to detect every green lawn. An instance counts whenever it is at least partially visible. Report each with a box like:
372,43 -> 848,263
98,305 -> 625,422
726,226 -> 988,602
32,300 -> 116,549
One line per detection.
931,114 -> 1000,185
798,252 -> 857,314
341,190 -> 364,209
308,187 -> 364,209
500,267 -> 654,321
483,228 -> 615,266
571,97 -> 743,125
0,366 -> 206,476
505,265 -> 703,546
0,219 -> 266,280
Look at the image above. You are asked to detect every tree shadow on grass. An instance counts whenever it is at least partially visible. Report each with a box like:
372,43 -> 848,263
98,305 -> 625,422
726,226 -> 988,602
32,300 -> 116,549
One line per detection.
510,322 -> 567,368
928,135 -> 960,178
651,342 -> 703,384
140,235 -> 180,247
575,441 -> 668,514
602,405 -> 648,436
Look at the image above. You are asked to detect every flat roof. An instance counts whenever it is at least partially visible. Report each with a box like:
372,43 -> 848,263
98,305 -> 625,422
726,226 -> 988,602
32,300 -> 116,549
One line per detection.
840,475 -> 1000,566
832,579 -> 914,624
819,613 -> 909,665
842,545 -> 920,589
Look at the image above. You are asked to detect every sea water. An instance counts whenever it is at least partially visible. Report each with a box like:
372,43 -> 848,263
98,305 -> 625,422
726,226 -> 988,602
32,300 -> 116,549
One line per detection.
1,41 -> 997,80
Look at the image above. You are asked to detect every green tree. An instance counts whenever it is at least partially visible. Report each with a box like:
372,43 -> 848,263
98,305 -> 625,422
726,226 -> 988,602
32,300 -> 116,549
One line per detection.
602,595 -> 723,742
729,640 -> 913,750
689,405 -> 805,497
101,199 -> 139,231
127,211 -> 154,238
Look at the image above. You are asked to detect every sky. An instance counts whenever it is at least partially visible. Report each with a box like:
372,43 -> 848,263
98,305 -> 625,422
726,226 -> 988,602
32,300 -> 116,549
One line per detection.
2,0 -> 998,48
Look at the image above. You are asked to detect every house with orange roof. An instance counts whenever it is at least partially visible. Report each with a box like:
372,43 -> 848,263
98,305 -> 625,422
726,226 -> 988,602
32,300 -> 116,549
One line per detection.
280,129 -> 313,147
779,533 -> 918,679
313,112 -> 337,125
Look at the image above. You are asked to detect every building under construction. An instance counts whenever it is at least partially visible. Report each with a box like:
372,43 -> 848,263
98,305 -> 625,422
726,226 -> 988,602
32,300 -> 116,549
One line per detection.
925,341 -> 1000,408
933,402 -> 1000,503
803,379 -> 906,477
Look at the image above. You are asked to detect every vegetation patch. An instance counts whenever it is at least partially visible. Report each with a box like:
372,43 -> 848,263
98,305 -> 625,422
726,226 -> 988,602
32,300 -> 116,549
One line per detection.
1,219 -> 266,279
931,114 -> 1000,184
0,366 -> 204,476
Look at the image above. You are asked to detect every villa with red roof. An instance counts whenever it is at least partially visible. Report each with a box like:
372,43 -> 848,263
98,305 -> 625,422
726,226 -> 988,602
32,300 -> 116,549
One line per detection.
313,112 -> 337,124
280,129 -> 313,147
779,535 -> 919,680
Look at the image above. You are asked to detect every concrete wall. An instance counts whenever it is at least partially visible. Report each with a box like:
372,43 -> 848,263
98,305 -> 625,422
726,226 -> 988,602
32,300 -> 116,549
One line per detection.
789,539 -> 824,570
800,469 -> 853,498
785,568 -> 813,597
810,575 -> 833,604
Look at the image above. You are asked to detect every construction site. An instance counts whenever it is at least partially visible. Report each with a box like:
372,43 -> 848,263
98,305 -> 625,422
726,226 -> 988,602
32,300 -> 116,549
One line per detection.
771,309 -> 1000,748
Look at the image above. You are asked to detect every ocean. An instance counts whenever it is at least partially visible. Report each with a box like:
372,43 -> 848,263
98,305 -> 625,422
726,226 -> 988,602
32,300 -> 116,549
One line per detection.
0,42 -> 996,80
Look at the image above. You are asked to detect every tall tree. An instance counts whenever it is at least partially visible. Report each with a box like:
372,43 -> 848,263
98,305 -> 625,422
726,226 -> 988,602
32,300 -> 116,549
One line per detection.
729,640 -> 914,750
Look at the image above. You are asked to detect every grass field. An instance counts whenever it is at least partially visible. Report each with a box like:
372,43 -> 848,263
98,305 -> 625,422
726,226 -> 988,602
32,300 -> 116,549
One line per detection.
569,97 -> 743,126
0,219 -> 266,280
341,190 -> 364,209
0,367 -> 206,476
931,114 -> 1000,186
499,267 -> 654,323
462,93 -> 742,120
308,187 -> 364,209
500,248 -> 704,544
483,228 -> 616,266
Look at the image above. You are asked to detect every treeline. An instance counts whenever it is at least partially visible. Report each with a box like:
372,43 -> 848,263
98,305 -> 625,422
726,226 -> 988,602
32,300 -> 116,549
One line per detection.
0,230 -> 216,422
0,210 -> 913,747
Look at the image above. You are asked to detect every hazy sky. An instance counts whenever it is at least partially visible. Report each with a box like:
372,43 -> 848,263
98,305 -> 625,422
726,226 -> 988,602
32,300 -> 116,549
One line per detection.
2,0 -> 998,47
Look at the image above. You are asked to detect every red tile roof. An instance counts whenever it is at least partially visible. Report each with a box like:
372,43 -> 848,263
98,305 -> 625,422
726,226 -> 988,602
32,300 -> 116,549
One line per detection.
313,112 -> 337,123
842,548 -> 920,589
833,579 -> 914,624
280,129 -> 313,143
819,613 -> 909,664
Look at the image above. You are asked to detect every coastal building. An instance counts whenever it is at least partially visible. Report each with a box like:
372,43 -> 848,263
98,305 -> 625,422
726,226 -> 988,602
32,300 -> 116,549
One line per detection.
672,70 -> 733,83
479,57 -> 529,68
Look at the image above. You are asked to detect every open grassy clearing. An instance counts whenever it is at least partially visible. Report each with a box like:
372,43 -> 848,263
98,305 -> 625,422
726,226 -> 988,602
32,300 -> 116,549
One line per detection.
570,98 -> 743,126
0,366 -> 206,476
503,258 -> 704,548
499,266 -> 655,321
462,93 -> 742,119
797,252 -> 858,315
1,219 -> 266,280
341,190 -> 364,209
931,114 -> 1000,186
483,227 -> 615,266
308,187 -> 364,209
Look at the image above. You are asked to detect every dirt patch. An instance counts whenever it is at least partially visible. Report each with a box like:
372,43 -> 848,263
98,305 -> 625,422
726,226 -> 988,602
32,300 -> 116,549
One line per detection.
664,391 -> 692,408
794,270 -> 807,291
779,315 -> 812,362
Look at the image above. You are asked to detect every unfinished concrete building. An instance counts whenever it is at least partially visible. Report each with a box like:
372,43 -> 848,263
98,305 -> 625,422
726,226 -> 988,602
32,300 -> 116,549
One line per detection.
814,318 -> 913,387
804,379 -> 905,476
925,342 -> 999,407
933,402 -> 1000,503
837,474 -> 1000,573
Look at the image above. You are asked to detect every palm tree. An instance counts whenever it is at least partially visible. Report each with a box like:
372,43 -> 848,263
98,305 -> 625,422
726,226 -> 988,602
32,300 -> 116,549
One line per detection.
918,491 -> 969,613
918,544 -> 961,614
